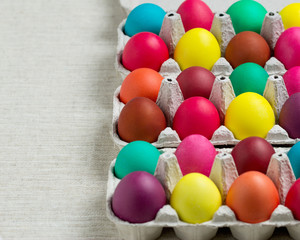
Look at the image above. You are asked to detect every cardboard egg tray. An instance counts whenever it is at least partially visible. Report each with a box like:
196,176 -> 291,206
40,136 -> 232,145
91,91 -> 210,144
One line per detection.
106,147 -> 300,240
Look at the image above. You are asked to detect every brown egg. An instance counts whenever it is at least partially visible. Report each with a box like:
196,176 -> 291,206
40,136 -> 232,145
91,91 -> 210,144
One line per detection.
118,97 -> 167,143
225,31 -> 271,68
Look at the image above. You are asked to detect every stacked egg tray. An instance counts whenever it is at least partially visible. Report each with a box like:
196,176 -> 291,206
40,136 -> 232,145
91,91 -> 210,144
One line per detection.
107,1 -> 300,240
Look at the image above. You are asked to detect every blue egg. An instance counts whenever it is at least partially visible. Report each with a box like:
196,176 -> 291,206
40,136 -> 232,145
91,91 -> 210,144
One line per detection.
288,142 -> 300,179
124,3 -> 166,37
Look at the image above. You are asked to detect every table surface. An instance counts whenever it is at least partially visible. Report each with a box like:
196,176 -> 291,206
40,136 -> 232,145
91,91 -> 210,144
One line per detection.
0,0 -> 295,239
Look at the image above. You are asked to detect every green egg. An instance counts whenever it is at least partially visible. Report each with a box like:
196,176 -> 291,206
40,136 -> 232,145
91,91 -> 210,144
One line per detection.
226,0 -> 267,34
114,141 -> 161,179
229,62 -> 269,96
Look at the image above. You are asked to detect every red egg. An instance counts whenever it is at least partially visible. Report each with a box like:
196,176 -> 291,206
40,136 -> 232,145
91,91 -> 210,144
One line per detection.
112,171 -> 166,223
285,179 -> 300,220
226,171 -> 280,223
231,137 -> 275,175
122,32 -> 169,72
283,66 -> 300,96
176,66 -> 215,99
172,97 -> 220,140
177,0 -> 214,31
118,97 -> 167,143
175,134 -> 217,176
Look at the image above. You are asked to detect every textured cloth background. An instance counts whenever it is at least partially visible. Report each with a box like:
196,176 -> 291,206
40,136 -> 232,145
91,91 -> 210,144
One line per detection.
0,0 -> 293,239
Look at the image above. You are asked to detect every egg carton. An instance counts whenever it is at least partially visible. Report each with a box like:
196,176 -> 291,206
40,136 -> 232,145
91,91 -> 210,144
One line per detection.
106,147 -> 300,240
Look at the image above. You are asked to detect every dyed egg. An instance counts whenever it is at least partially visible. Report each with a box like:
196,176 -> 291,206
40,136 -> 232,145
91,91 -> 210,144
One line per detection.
280,3 -> 300,29
112,171 -> 166,223
118,97 -> 167,143
177,0 -> 214,31
285,179 -> 300,220
279,92 -> 300,139
225,92 -> 275,140
174,28 -> 221,71
114,141 -> 161,179
176,66 -> 215,99
175,134 -> 217,176
226,171 -> 280,223
231,137 -> 275,175
283,66 -> 300,96
173,97 -> 220,140
274,27 -> 300,70
226,0 -> 267,34
229,62 -> 269,96
288,142 -> 300,179
120,68 -> 163,103
122,32 -> 169,72
124,3 -> 166,37
170,173 -> 222,224
225,31 -> 271,68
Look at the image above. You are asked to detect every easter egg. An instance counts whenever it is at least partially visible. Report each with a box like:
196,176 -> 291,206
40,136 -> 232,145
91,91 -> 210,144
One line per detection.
283,66 -> 300,96
226,0 -> 267,34
176,66 -> 215,99
177,0 -> 214,31
279,92 -> 300,139
174,28 -> 221,71
124,3 -> 166,37
114,141 -> 161,179
225,92 -> 275,140
173,97 -> 220,140
122,32 -> 169,72
285,179 -> 300,220
231,137 -> 275,175
112,171 -> 166,223
288,142 -> 300,179
120,68 -> 164,103
170,173 -> 222,224
175,134 -> 217,176
226,171 -> 280,223
280,3 -> 300,29
229,62 -> 269,96
225,31 -> 271,68
274,27 -> 300,70
118,97 -> 167,143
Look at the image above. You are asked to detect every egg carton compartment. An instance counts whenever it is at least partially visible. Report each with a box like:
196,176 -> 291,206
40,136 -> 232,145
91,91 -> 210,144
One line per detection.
106,147 -> 300,240
111,72 -> 298,149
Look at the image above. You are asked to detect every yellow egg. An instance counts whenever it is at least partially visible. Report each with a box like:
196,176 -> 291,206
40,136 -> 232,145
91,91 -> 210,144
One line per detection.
174,28 -> 221,71
280,3 -> 300,29
225,92 -> 275,140
170,173 -> 222,224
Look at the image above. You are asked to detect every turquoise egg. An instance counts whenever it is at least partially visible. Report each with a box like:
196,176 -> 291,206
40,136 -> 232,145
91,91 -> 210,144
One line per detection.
114,141 -> 161,179
288,142 -> 300,179
124,3 -> 166,37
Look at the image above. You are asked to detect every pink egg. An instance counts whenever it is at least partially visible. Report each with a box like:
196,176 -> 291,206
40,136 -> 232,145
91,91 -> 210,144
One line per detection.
283,66 -> 300,96
122,32 -> 169,72
177,0 -> 214,31
274,27 -> 300,69
172,97 -> 220,140
175,134 -> 217,176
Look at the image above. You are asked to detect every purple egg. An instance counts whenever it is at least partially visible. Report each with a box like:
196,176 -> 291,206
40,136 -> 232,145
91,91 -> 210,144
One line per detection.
112,171 -> 166,223
279,93 -> 300,139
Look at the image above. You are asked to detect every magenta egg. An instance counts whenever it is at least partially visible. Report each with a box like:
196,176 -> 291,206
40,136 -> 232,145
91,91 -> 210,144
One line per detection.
231,136 -> 275,175
175,134 -> 217,176
177,0 -> 214,31
112,171 -> 166,223
122,32 -> 169,72
274,27 -> 300,69
285,179 -> 300,220
279,92 -> 300,139
283,66 -> 300,96
172,97 -> 220,140
176,66 -> 216,99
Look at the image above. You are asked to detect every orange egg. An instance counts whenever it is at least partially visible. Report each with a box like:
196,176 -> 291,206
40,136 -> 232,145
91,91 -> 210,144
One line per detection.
226,171 -> 279,223
120,68 -> 164,104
